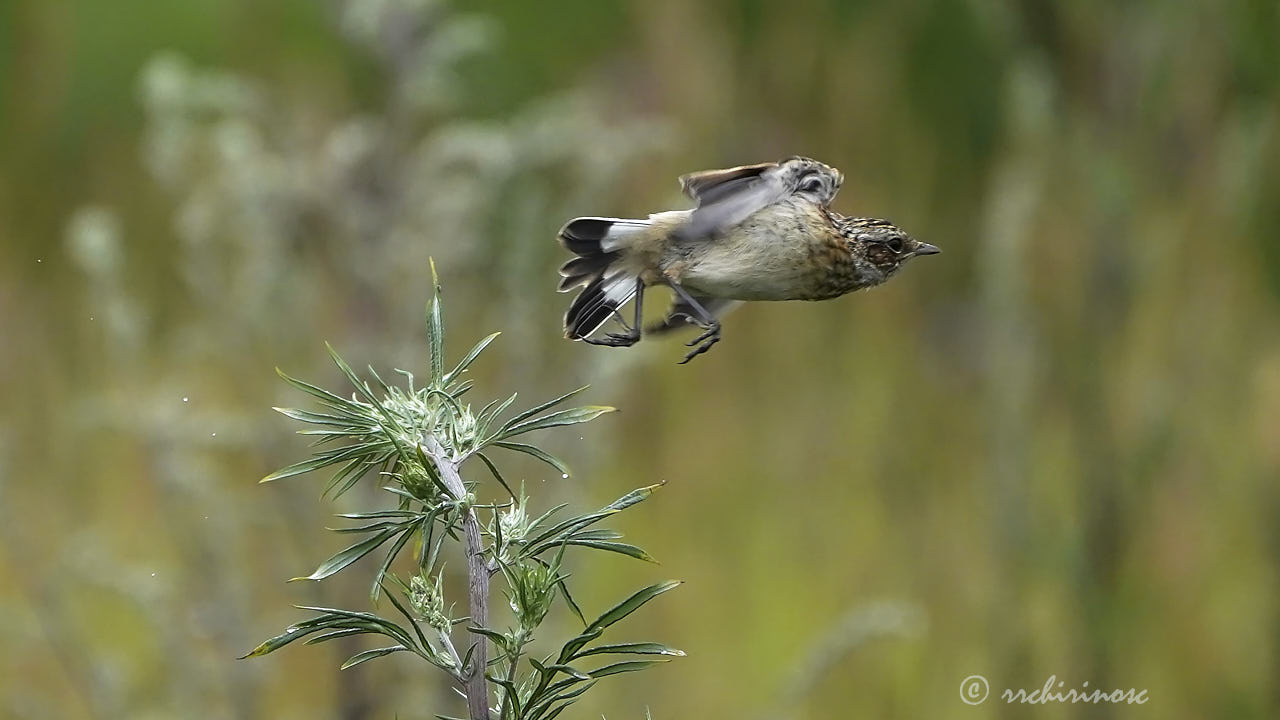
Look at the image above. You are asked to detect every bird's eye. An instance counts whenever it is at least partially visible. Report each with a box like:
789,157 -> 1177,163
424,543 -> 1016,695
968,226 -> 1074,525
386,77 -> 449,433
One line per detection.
800,176 -> 824,193
886,237 -> 904,253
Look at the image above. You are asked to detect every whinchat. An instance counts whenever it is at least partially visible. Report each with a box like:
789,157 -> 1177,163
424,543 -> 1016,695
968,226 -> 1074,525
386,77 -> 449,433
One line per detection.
556,156 -> 939,363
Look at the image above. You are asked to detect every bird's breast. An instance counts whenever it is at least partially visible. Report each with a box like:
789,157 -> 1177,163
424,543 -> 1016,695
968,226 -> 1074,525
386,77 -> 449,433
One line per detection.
674,204 -> 856,301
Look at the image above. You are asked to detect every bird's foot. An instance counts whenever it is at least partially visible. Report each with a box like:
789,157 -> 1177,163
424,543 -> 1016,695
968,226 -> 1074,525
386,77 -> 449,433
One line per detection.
607,307 -> 635,333
582,307 -> 641,347
584,330 -> 640,348
679,323 -> 721,364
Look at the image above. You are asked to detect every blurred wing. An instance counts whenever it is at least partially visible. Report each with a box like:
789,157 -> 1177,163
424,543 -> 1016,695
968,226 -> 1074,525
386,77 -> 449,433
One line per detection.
679,162 -> 778,204
676,162 -> 790,241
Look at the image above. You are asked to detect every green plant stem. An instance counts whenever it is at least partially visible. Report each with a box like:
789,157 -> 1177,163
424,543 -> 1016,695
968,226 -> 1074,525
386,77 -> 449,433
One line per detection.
425,441 -> 490,720
497,631 -> 528,719
438,629 -> 465,682
497,658 -> 517,719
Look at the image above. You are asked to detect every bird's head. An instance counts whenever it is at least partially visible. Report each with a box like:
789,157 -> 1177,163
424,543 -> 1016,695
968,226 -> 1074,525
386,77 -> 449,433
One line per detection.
838,216 -> 940,282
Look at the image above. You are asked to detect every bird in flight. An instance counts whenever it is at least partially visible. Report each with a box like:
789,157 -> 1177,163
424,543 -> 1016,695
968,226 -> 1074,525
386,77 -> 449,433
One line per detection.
556,156 -> 940,363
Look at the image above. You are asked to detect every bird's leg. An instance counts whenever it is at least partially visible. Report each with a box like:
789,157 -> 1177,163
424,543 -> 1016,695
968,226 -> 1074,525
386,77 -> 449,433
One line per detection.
667,281 -> 721,363
607,306 -> 634,333
582,279 -> 644,348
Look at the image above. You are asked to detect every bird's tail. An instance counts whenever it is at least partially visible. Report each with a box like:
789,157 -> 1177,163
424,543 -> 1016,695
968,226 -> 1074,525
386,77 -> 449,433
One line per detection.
557,216 -> 649,340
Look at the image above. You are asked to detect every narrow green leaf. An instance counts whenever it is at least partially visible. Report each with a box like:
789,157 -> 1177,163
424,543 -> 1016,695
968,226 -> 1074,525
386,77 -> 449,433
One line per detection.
323,457 -> 378,498
547,697 -> 591,720
291,605 -> 420,648
491,441 -> 570,477
370,526 -> 417,603
528,656 -> 551,674
544,682 -> 595,708
302,628 -> 367,645
498,386 -> 589,435
239,627 -> 310,658
525,681 -> 597,720
422,511 -> 450,571
466,626 -> 511,654
558,581 -> 680,662
326,362 -> 411,472
538,703 -> 574,720
382,587 -> 431,650
326,343 -> 379,407
497,406 -> 616,441
261,455 -> 339,483
538,663 -> 591,680
603,482 -> 663,512
327,520 -> 404,534
522,511 -> 615,557
312,440 -> 390,463
558,579 -> 586,626
486,672 -> 523,718
262,438 -> 387,484
340,645 -> 408,669
337,510 -> 422,520
585,581 -> 680,634
445,331 -> 500,383
427,259 -> 444,385
532,676 -> 584,703
276,368 -> 364,414
476,392 -> 518,438
296,428 -> 373,437
474,396 -> 506,427
273,406 -> 365,428
566,529 -> 623,541
365,365 -> 397,403
526,503 -> 569,536
555,628 -> 602,665
561,540 -> 657,563
473,452 -> 516,500
290,527 -> 401,582
382,485 -> 427,503
459,643 -> 476,677
586,659 -> 667,678
571,642 -> 685,659
393,367 -> 417,392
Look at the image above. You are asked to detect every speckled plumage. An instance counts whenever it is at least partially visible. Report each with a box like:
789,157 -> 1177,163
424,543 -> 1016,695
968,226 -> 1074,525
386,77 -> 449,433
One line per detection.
557,157 -> 939,362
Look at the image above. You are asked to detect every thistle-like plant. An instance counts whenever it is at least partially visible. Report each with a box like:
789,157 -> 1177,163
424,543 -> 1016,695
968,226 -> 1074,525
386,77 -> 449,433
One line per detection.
242,264 -> 681,720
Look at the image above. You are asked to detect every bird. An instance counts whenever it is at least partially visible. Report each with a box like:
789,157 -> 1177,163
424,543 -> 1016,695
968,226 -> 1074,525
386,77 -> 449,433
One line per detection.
556,156 -> 940,363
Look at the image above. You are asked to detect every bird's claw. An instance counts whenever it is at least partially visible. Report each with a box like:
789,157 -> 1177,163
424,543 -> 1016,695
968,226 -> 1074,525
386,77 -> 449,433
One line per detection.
608,307 -> 635,333
583,331 -> 640,347
678,324 -> 721,363
583,306 -> 641,347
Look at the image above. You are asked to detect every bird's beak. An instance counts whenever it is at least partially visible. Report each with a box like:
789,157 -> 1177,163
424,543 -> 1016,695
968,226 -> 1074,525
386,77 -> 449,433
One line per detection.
914,242 -> 941,256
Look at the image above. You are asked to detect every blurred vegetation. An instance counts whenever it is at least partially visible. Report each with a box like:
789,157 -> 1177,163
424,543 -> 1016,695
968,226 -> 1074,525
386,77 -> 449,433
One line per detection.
1,0 -> 1278,718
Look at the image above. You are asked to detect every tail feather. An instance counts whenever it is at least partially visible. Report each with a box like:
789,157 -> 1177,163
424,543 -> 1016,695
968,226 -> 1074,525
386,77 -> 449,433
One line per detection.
558,216 -> 650,255
558,216 -> 647,340
557,253 -> 616,292
564,271 -> 637,339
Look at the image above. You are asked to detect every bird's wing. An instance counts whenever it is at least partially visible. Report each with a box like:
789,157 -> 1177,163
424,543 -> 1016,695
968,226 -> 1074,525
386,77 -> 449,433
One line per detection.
675,161 -> 792,241
679,162 -> 779,204
646,294 -> 742,335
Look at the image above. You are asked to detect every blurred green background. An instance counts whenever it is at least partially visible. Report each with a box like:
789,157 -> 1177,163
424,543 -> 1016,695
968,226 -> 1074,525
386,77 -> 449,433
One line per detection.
3,0 -> 1279,717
